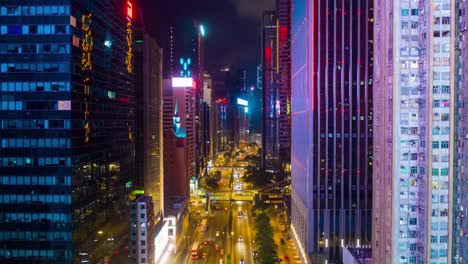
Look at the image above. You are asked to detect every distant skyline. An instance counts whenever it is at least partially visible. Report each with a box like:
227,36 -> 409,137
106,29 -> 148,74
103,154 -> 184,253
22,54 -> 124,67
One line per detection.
140,0 -> 274,83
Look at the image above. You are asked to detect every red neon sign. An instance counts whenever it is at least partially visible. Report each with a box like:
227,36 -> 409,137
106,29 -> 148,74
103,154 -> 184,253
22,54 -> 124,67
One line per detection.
265,47 -> 272,63
279,26 -> 287,45
127,1 -> 133,20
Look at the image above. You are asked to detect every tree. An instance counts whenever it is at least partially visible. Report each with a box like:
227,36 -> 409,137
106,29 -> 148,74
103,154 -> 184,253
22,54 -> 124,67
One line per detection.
204,171 -> 222,189
244,167 -> 272,188
254,213 -> 281,264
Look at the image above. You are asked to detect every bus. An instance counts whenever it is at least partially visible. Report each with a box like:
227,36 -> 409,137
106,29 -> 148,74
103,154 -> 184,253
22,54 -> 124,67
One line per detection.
191,241 -> 199,259
200,219 -> 207,232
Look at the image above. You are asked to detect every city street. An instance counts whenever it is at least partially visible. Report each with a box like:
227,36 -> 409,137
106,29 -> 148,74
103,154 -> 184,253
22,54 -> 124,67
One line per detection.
231,201 -> 255,264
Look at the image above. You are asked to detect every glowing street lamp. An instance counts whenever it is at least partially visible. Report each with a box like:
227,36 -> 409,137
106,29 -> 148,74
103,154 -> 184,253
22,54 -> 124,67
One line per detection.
200,25 -> 206,37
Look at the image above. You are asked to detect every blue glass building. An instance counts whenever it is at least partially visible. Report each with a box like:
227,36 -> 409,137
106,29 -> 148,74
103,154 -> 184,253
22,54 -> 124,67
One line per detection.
0,0 -> 136,262
291,0 -> 373,262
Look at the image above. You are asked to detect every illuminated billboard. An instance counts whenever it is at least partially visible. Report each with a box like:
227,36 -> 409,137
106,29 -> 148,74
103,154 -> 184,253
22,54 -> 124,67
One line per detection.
154,221 -> 169,262
237,98 -> 248,106
172,77 -> 194,88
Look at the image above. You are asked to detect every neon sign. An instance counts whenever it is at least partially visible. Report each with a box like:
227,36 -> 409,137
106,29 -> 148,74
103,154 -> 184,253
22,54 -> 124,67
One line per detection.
179,57 -> 191,77
127,1 -> 132,20
125,22 -> 133,73
81,14 -> 93,143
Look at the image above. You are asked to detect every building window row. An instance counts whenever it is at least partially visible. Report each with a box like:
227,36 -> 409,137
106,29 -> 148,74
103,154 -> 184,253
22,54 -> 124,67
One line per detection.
0,175 -> 72,186
0,231 -> 71,240
432,141 -> 449,149
400,127 -> 420,135
434,17 -> 451,25
1,81 -> 71,92
433,72 -> 451,80
433,30 -> 450,38
3,212 -> 71,223
0,249 -> 69,258
433,3 -> 451,11
0,157 -> 71,167
433,113 -> 450,121
0,43 -> 71,54
0,101 -> 22,111
432,168 -> 449,176
0,194 -> 71,205
401,9 -> 419,16
432,181 -> 449,190
432,154 -> 450,163
0,6 -> 70,16
1,138 -> 70,148
1,63 -> 69,73
400,47 -> 420,56
430,248 -> 448,258
433,58 -> 450,66
432,126 -> 450,135
1,120 -> 71,129
1,24 -> 69,35
433,85 -> 450,94
433,99 -> 450,108
432,194 -> 449,203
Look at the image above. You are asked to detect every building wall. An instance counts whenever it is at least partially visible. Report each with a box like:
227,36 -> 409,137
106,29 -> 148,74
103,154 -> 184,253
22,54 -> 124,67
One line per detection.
372,0 -> 395,262
0,0 -> 136,262
291,0 -> 373,262
373,0 -> 456,263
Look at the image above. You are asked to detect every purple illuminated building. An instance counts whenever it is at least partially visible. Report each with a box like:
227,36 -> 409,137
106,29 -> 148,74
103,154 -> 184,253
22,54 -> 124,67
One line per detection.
290,0 -> 373,262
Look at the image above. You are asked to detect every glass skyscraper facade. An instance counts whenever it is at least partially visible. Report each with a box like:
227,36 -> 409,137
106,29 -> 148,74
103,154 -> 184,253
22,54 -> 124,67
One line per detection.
291,0 -> 373,262
373,0 -> 456,263
0,0 -> 136,262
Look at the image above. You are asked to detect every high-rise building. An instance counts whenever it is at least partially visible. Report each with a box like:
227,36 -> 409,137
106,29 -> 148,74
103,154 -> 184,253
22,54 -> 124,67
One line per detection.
0,0 -> 136,262
159,18 -> 199,79
135,32 -> 164,219
203,74 -> 217,162
276,0 -> 292,172
261,0 -> 291,171
162,78 -> 196,197
262,10 -> 280,170
291,0 -> 373,262
454,1 -> 468,262
373,1 -> 456,263
158,18 -> 206,181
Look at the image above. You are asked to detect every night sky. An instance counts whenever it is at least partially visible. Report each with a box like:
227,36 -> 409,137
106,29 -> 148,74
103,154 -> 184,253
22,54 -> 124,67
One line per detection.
140,0 -> 275,83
